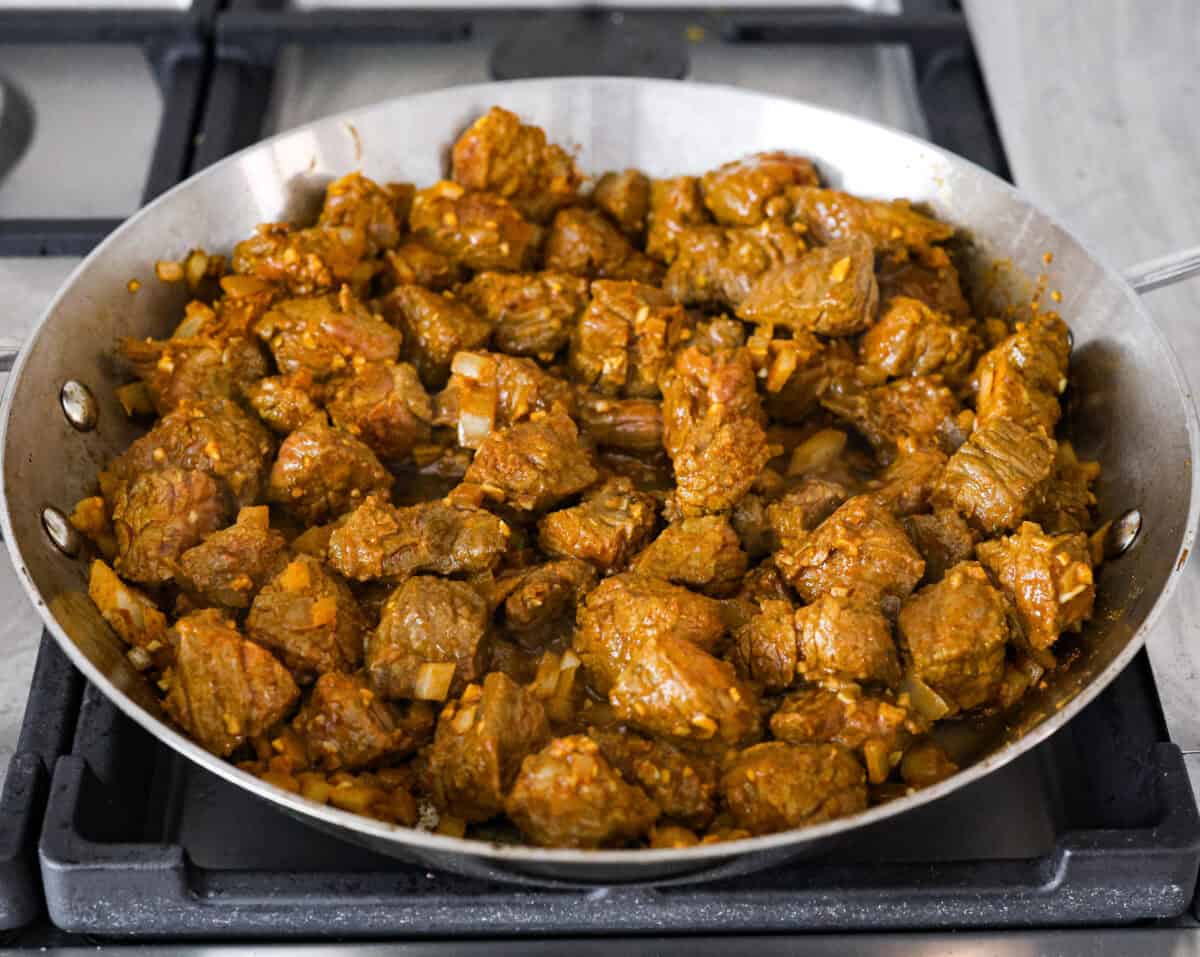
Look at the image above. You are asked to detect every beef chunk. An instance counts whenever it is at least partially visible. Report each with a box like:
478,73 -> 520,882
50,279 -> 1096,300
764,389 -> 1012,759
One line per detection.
462,409 -> 597,511
537,477 -> 658,571
294,672 -> 431,771
900,738 -> 959,788
179,505 -> 289,609
591,727 -> 718,828
245,555 -> 366,681
974,314 -> 1071,433
573,573 -> 726,693
88,559 -> 168,653
243,373 -> 321,434
701,151 -> 820,226
795,595 -> 901,687
1031,443 -> 1100,534
450,106 -> 581,224
776,495 -> 924,607
766,478 -> 850,554
786,186 -> 953,253
903,508 -> 977,582
763,337 -> 858,425
165,609 -> 299,757
609,634 -> 761,748
267,414 -> 391,524
592,169 -> 650,238
630,515 -> 749,596
118,335 -> 268,415
732,598 -> 799,692
661,343 -> 770,516
110,397 -> 274,507
367,576 -> 490,700
499,558 -> 598,639
233,222 -> 373,296
318,172 -> 402,254
737,234 -> 878,337
409,181 -> 540,272
381,240 -> 465,292
112,468 -> 231,585
859,296 -> 978,385
254,290 -> 402,381
327,495 -> 510,581
663,221 -> 805,310
545,212 -> 662,292
976,522 -> 1094,650
934,417 -> 1056,533
646,176 -> 710,263
869,446 -> 948,517
821,376 -> 960,464
458,270 -> 588,358
720,742 -> 867,834
326,361 -> 432,462
380,285 -> 493,390
427,672 -> 551,821
505,735 -> 659,848
578,394 -> 664,453
897,561 -> 1010,711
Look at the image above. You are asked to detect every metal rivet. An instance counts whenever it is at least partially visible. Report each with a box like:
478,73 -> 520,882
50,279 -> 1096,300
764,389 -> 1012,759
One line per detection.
1066,328 -> 1075,350
41,506 -> 81,557
60,380 -> 98,432
1107,508 -> 1142,559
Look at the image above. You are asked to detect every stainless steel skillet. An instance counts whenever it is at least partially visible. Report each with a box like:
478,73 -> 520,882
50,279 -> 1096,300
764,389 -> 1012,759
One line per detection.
2,77 -> 1199,886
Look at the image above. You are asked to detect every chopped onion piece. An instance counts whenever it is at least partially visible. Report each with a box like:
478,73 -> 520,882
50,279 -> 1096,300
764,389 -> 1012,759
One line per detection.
126,646 -> 153,671
220,274 -> 270,297
155,260 -> 184,283
531,652 -> 562,699
413,662 -> 456,701
451,351 -> 495,382
115,382 -> 154,417
765,343 -> 799,393
559,649 -> 581,671
901,672 -> 951,721
863,739 -> 891,785
457,384 -> 497,449
788,429 -> 847,476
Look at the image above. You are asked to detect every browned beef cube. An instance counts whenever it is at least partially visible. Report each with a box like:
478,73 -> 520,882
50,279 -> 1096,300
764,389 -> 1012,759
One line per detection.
822,376 -> 960,464
318,172 -> 402,254
254,290 -> 402,381
877,245 -> 971,319
592,169 -> 650,238
731,598 -> 799,692
573,572 -> 726,693
795,595 -> 901,687
786,186 -> 953,253
367,576 -> 490,700
267,414 -> 391,524
450,106 -> 581,224
630,515 -> 748,596
118,335 -> 268,414
327,495 -> 510,581
590,727 -> 718,829
326,361 -> 432,463
776,495 -> 925,607
701,151 -> 820,225
719,742 -> 866,834
109,397 -> 274,507
973,314 -> 1071,434
899,738 -> 959,788
933,417 -> 1056,533
897,561 -> 1011,711
537,477 -> 658,571
763,337 -> 858,424
902,508 -> 977,582
233,222 -> 373,296
869,446 -> 948,517
498,558 -> 598,639
245,555 -> 366,681
505,735 -> 659,848
859,296 -> 978,385
976,522 -> 1094,650
427,673 -> 551,821
737,234 -> 878,337
179,505 -> 289,609
381,240 -> 465,292
578,394 -> 664,453
380,285 -> 493,390
645,176 -> 710,263
409,181 -> 540,272
1031,443 -> 1100,534
458,271 -> 588,358
543,208 -> 662,283
568,280 -> 685,397
112,468 -> 231,585
462,409 -> 597,512
663,221 -> 805,310
609,634 -> 761,748
766,478 -> 850,553
243,373 -> 321,435
88,559 -> 168,653
165,609 -> 299,757
294,672 -> 431,771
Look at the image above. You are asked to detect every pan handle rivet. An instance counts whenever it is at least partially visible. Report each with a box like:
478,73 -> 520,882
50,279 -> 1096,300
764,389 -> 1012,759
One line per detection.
1107,508 -> 1142,558
40,506 -> 81,557
60,380 -> 98,432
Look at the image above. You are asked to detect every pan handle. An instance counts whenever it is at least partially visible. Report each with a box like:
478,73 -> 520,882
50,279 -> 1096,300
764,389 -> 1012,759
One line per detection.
1123,246 -> 1200,295
0,337 -> 21,373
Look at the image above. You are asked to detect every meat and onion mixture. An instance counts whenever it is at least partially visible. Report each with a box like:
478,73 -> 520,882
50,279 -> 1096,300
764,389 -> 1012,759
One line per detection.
76,107 -> 1105,849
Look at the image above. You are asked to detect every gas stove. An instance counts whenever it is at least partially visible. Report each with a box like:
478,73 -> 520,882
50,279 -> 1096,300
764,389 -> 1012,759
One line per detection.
1,1 -> 1200,951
